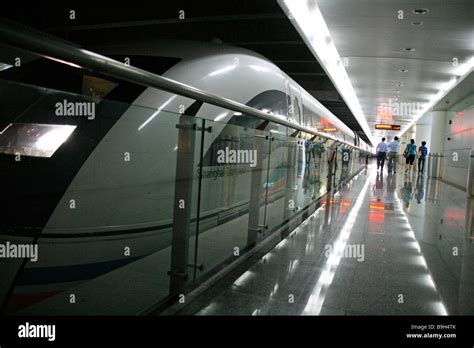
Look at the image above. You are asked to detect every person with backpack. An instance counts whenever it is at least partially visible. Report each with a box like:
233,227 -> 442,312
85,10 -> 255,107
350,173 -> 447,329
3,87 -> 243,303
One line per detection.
404,139 -> 417,174
418,141 -> 428,174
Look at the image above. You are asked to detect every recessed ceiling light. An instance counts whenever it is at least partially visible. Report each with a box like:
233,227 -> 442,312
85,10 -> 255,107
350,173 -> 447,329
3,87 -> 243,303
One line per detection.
413,8 -> 429,15
399,68 -> 408,72
404,47 -> 416,52
411,21 -> 424,26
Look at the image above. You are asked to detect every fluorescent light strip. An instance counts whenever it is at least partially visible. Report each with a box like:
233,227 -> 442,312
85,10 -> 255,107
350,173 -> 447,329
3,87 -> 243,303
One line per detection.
208,64 -> 237,77
0,123 -> 12,134
213,112 -> 229,122
278,0 -> 374,146
0,63 -> 13,71
138,95 -> 177,131
232,270 -> 255,287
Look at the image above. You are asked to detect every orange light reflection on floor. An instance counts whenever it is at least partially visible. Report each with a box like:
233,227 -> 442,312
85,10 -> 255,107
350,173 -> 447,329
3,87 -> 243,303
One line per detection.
369,201 -> 385,225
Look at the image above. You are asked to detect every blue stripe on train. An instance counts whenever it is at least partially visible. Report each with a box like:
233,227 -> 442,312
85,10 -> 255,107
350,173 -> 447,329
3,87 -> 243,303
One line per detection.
17,255 -> 143,285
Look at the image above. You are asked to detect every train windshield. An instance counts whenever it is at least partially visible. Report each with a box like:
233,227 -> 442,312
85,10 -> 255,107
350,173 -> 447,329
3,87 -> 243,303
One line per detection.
0,52 -> 181,158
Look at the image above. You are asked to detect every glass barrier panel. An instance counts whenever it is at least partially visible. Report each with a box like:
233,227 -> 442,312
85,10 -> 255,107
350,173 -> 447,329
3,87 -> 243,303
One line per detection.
0,54 -> 371,316
0,79 -> 201,314
262,129 -> 289,234
192,117 -> 270,279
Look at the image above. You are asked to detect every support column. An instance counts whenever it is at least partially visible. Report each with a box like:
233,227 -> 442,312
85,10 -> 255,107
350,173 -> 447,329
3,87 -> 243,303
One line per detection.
429,111 -> 447,153
414,113 -> 433,150
421,110 -> 448,244
427,111 -> 447,178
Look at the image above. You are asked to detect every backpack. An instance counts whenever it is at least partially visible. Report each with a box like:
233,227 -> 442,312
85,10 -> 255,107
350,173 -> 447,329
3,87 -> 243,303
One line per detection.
403,147 -> 409,158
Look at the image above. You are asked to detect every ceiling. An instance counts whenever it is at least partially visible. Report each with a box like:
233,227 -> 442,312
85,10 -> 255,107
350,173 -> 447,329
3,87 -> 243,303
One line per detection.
1,2 -> 371,144
434,70 -> 474,111
317,0 -> 474,140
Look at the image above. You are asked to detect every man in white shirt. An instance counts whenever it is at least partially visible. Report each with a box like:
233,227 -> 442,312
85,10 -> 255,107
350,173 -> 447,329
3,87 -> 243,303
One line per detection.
387,136 -> 401,174
376,137 -> 388,171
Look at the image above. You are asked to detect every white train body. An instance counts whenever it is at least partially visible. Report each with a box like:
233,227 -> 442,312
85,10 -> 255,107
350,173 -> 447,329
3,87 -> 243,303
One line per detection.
0,40 -> 371,313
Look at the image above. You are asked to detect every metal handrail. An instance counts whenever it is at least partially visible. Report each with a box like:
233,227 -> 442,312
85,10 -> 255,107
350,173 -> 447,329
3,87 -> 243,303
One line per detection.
0,19 -> 368,151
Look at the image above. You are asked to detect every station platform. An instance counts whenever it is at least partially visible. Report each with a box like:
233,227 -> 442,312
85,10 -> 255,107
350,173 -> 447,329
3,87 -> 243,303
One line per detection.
170,164 -> 472,315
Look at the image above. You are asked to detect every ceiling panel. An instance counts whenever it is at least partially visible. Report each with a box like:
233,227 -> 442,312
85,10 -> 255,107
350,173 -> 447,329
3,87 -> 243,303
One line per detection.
318,0 -> 474,139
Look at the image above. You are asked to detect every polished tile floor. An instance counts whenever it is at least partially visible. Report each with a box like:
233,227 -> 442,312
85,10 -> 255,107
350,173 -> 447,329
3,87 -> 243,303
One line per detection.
174,164 -> 474,315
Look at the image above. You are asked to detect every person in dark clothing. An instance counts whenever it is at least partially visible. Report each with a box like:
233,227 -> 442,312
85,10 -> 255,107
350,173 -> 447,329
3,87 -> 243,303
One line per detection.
418,141 -> 428,174
376,137 -> 388,171
404,139 -> 417,174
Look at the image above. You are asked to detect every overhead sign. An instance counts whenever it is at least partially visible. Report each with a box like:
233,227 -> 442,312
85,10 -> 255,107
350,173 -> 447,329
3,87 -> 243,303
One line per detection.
322,127 -> 337,132
375,124 -> 400,131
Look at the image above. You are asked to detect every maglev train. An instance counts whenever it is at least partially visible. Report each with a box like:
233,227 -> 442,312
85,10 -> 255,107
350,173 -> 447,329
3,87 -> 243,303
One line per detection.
0,39 -> 372,313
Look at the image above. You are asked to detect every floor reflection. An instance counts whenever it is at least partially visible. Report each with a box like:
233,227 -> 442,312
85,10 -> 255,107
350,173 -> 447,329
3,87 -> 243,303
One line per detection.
177,164 -> 473,316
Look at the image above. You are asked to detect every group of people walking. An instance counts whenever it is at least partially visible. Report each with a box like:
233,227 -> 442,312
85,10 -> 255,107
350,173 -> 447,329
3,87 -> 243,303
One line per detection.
376,137 -> 428,175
